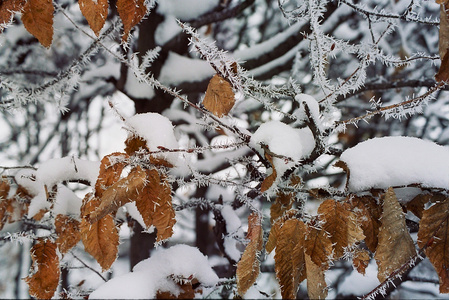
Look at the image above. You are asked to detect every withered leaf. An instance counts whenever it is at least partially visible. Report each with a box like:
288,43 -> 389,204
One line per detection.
318,199 -> 365,259
90,166 -> 147,223
55,214 -> 81,254
350,195 -> 381,253
156,277 -> 200,299
0,0 -> 25,32
117,0 -> 147,42
24,239 -> 60,299
305,254 -> 328,299
79,0 -> 108,36
203,74 -> 235,118
353,248 -> 370,275
261,152 -> 277,193
275,219 -> 307,299
406,193 -> 432,219
266,209 -> 298,253
417,196 -> 449,293
236,213 -> 263,296
436,4 -> 449,82
270,191 -> 293,224
374,188 -> 416,282
95,152 -> 128,197
135,168 -> 176,242
80,195 -> 119,271
304,221 -> 333,269
21,0 -> 53,47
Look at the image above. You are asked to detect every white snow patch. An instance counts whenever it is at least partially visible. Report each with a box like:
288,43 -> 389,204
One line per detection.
126,113 -> 179,165
294,93 -> 322,130
157,0 -> 219,20
250,121 -> 315,182
339,136 -> 449,192
90,244 -> 218,299
221,205 -> 243,261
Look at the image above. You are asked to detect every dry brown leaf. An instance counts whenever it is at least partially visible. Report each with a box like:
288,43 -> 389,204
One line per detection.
21,0 -> 53,47
203,74 -> 235,118
318,199 -> 365,259
116,0 -> 147,42
156,277 -> 200,299
305,253 -> 328,299
135,168 -> 176,242
374,187 -> 416,282
417,196 -> 449,293
24,239 -> 60,299
304,221 -> 333,269
95,152 -> 128,197
0,0 -> 25,32
236,213 -> 263,296
55,214 -> 81,254
270,191 -> 293,224
89,166 -> 147,223
80,195 -> 119,271
266,209 -> 298,253
275,219 -> 307,299
350,195 -> 382,253
406,193 -> 432,219
261,152 -> 277,193
79,0 -> 108,36
353,248 -> 370,275
124,136 -> 148,155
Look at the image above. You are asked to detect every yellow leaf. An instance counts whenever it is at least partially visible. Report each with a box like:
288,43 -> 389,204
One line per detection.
304,221 -> 333,269
24,239 -> 60,299
417,196 -> 449,293
89,166 -> 147,223
135,168 -> 176,242
80,195 -> 119,271
350,195 -> 381,253
374,187 -> 416,282
236,213 -> 263,296
203,74 -> 235,118
318,199 -> 365,259
117,0 -> 147,42
305,254 -> 328,299
0,0 -> 25,33
352,248 -> 370,275
21,0 -> 53,48
275,219 -> 307,299
79,0 -> 108,36
55,214 -> 81,254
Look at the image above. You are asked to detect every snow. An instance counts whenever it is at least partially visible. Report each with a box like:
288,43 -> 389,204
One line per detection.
157,0 -> 220,20
338,260 -> 380,296
339,136 -> 449,192
250,121 -> 315,183
124,56 -> 155,99
159,51 -> 214,86
126,113 -> 179,165
294,94 -> 322,129
155,16 -> 181,46
90,244 -> 219,299
221,205 -> 243,261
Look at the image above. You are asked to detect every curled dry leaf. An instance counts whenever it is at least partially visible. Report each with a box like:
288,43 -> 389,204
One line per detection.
79,0 -> 108,36
0,179 -> 11,230
374,187 -> 416,282
95,152 -> 128,197
55,214 -> 81,254
89,166 -> 147,223
21,0 -> 54,48
117,0 -> 147,42
305,254 -> 328,299
261,151 -> 277,193
80,194 -> 119,271
203,74 -> 235,118
406,193 -> 432,219
436,3 -> 449,82
318,199 -> 365,259
352,248 -> 370,275
350,195 -> 381,253
135,168 -> 176,242
417,196 -> 449,293
304,221 -> 333,270
266,209 -> 299,254
24,239 -> 60,299
236,213 -> 263,296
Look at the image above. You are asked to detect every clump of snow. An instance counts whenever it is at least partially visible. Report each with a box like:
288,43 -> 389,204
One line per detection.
53,185 -> 82,218
90,244 -> 219,299
250,121 -> 315,182
126,113 -> 179,165
157,0 -> 219,20
294,94 -> 322,130
339,136 -> 449,192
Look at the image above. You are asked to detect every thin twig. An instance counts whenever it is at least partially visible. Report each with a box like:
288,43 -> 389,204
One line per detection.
70,251 -> 107,282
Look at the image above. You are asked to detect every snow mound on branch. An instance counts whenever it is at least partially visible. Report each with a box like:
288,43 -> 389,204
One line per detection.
339,136 -> 449,192
126,113 -> 179,165
90,244 -> 219,299
157,0 -> 219,20
250,121 -> 315,179
294,93 -> 322,129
